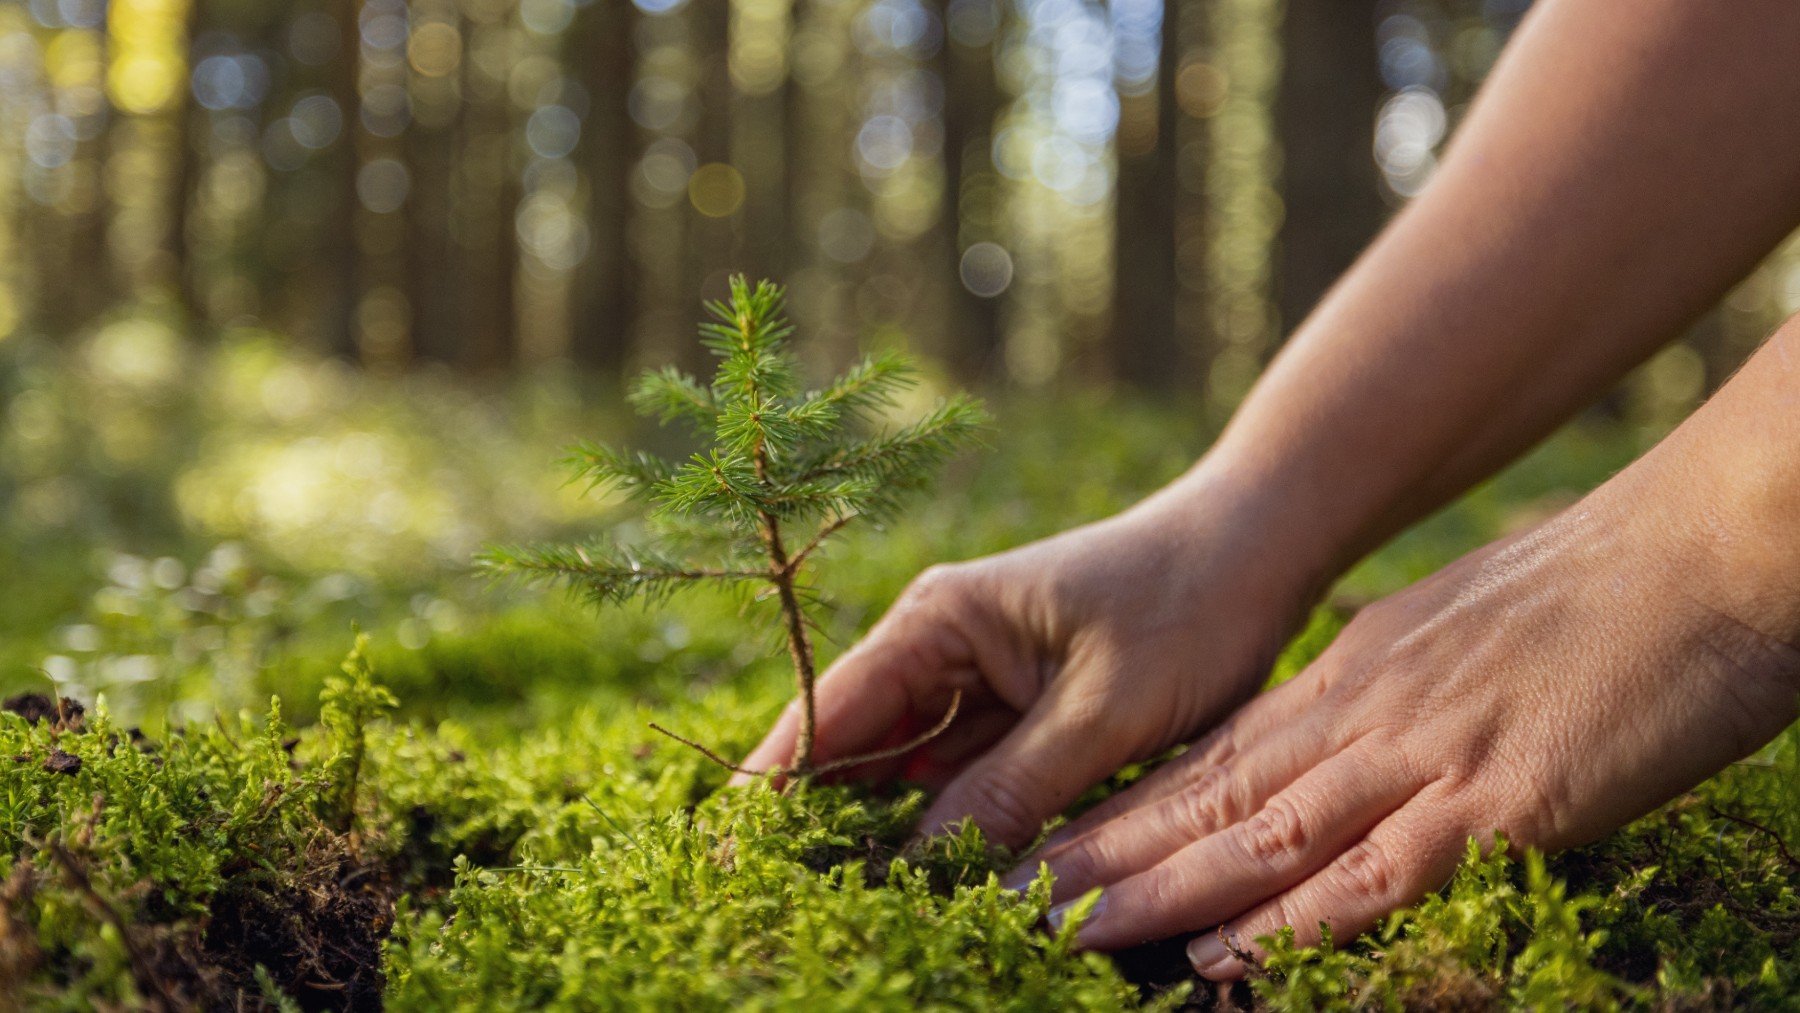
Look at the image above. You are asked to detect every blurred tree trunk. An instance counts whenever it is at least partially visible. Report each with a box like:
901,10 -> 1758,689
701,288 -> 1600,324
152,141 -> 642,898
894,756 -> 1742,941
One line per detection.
459,15 -> 519,371
1107,0 -> 1183,390
406,28 -> 463,366
938,1 -> 1002,380
780,0 -> 862,368
168,0 -> 206,327
681,0 -> 735,371
573,0 -> 638,373
1275,0 -> 1386,335
328,0 -> 364,358
733,0 -> 791,285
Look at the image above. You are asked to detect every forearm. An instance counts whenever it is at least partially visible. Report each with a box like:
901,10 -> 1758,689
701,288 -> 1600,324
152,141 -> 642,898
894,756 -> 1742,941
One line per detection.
1163,0 -> 1800,600
1634,316 -> 1800,655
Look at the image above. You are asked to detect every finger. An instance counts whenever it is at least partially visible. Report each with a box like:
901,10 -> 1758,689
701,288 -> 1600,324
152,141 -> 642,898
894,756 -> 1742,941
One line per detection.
915,693 -> 1137,850
1068,744 -> 1423,951
727,613 -> 980,787
1186,788 -> 1470,981
1004,722 -> 1327,900
1028,674 -> 1330,854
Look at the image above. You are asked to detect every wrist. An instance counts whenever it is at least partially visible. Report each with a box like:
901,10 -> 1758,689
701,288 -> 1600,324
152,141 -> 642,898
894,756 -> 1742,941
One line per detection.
1595,440 -> 1800,692
1121,455 -> 1346,625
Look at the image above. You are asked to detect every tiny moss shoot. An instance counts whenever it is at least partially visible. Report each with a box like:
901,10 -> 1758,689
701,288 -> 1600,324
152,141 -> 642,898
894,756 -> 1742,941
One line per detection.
479,276 -> 986,777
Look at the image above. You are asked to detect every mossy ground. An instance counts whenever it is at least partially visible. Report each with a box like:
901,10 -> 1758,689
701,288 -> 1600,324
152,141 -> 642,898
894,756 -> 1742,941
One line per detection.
1,337 -> 1794,1009
3,615 -> 1795,1011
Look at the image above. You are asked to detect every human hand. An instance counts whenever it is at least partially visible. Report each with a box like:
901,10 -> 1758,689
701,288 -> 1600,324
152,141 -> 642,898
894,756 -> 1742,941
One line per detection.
1002,473 -> 1800,980
729,472 -> 1323,849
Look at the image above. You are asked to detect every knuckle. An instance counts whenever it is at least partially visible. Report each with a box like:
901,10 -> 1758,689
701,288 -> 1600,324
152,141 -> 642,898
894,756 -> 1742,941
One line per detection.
1053,837 -> 1107,886
1185,725 -> 1241,769
906,563 -> 966,604
1174,766 -> 1235,838
1141,862 -> 1194,918
1237,798 -> 1309,869
1334,840 -> 1399,901
1053,691 -> 1117,740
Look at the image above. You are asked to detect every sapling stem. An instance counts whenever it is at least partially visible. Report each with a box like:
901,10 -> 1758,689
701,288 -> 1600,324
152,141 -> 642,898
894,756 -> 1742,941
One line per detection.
761,511 -> 820,772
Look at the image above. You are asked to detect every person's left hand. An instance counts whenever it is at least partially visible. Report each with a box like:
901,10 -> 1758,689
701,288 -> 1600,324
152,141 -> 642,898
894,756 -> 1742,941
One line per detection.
1002,471 -> 1800,980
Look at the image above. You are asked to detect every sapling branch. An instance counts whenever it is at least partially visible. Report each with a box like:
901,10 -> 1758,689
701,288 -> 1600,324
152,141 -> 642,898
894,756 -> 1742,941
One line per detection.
649,689 -> 965,780
646,722 -> 768,776
807,689 -> 963,777
789,513 -> 856,573
480,275 -> 984,783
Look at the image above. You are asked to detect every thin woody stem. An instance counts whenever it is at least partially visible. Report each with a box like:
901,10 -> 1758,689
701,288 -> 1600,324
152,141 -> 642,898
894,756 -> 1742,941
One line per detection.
649,689 -> 964,780
763,512 -> 819,771
789,513 -> 855,573
648,723 -> 775,777
807,690 -> 962,777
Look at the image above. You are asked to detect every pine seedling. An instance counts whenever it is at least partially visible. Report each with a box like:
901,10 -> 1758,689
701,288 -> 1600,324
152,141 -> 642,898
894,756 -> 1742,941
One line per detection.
479,276 -> 985,778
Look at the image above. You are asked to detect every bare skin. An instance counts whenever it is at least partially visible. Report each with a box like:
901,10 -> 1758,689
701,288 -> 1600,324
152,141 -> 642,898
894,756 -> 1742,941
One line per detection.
735,0 -> 1800,979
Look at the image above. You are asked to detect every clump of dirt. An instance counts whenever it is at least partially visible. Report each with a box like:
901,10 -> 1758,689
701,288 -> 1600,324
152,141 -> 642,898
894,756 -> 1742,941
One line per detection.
799,834 -> 896,885
201,839 -> 396,1012
3,693 -> 86,730
41,749 -> 81,775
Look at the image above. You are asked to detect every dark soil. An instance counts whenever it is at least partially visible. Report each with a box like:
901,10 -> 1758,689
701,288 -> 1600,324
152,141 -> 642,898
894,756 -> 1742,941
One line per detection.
199,842 -> 396,1012
397,804 -> 521,894
3,693 -> 86,730
1110,936 -> 1262,1011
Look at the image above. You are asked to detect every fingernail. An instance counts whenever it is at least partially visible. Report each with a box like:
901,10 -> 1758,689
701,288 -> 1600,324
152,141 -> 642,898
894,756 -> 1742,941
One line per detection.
1046,892 -> 1105,933
1187,932 -> 1244,980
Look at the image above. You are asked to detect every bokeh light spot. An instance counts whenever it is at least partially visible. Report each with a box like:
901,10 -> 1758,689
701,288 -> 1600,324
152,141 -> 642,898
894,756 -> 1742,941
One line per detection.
688,162 -> 745,218
526,105 -> 581,159
958,242 -> 1013,298
356,158 -> 411,214
818,208 -> 875,263
1176,62 -> 1228,119
407,21 -> 461,78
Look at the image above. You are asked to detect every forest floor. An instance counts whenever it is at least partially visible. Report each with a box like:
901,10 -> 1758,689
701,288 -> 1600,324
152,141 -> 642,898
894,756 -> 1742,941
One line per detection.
1,334 -> 1795,1010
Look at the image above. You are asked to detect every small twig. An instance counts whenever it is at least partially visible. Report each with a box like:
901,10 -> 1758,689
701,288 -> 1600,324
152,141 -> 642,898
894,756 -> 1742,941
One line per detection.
809,690 -> 964,777
647,689 -> 964,780
648,723 -> 776,777
1215,924 -> 1269,979
1708,805 -> 1800,872
788,513 -> 857,573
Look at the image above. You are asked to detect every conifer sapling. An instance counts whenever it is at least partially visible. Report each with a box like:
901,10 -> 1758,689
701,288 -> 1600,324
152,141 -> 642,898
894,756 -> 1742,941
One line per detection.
479,277 -> 985,778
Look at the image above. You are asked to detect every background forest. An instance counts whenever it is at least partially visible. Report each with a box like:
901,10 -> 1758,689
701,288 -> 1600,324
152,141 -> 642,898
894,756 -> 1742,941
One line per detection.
6,0 -> 1797,394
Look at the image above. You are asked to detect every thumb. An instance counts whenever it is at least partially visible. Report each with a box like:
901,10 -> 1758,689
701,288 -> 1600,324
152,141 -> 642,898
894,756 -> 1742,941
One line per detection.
916,695 -> 1129,851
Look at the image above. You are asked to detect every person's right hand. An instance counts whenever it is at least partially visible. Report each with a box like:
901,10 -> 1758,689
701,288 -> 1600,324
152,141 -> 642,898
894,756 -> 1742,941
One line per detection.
729,475 -> 1319,850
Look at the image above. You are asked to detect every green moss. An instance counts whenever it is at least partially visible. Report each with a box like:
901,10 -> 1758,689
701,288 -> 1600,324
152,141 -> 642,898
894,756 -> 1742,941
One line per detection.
8,622 -> 1796,1010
